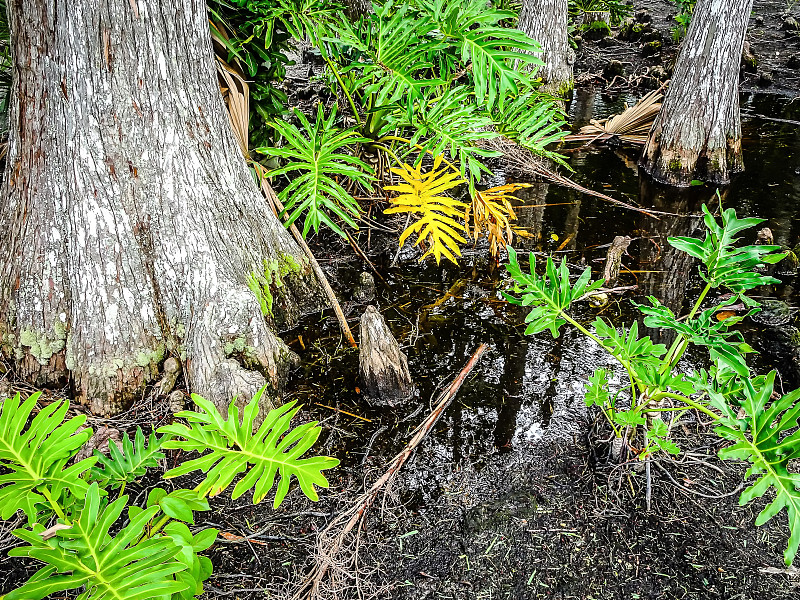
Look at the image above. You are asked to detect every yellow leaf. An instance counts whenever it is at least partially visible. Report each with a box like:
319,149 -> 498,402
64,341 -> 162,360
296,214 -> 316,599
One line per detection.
466,183 -> 532,258
385,158 -> 468,265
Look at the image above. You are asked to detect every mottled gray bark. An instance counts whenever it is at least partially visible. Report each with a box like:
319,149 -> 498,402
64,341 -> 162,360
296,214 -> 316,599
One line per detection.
640,0 -> 752,187
0,0 -> 324,415
518,0 -> 573,96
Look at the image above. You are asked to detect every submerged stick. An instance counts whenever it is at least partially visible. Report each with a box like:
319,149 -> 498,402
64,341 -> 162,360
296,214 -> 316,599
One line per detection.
258,172 -> 358,349
294,343 -> 490,600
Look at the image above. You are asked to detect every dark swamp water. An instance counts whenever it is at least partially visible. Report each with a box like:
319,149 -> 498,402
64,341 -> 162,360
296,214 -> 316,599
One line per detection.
262,91 -> 800,599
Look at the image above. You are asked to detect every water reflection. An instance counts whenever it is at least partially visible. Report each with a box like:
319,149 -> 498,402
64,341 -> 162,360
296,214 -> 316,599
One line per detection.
288,91 -> 800,483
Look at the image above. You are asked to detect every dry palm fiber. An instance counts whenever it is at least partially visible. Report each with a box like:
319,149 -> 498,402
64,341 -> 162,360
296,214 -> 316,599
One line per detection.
564,89 -> 663,145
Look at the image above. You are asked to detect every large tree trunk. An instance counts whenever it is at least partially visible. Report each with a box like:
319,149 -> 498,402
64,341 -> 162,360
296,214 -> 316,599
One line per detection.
0,0 -> 324,415
518,0 -> 573,96
640,0 -> 753,187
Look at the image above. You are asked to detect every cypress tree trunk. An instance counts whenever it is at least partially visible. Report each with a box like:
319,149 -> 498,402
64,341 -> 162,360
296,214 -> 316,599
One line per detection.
0,0 -> 324,415
640,0 -> 753,187
518,0 -> 573,96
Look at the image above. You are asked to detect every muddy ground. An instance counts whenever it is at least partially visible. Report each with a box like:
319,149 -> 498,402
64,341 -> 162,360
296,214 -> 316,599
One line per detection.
3,1 -> 800,599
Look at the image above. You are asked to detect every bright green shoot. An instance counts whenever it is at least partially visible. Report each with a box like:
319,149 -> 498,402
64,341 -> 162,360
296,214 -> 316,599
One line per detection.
504,201 -> 800,564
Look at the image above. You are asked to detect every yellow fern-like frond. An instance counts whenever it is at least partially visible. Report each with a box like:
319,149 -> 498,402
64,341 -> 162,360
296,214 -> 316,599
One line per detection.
385,156 -> 467,265
466,183 -> 532,257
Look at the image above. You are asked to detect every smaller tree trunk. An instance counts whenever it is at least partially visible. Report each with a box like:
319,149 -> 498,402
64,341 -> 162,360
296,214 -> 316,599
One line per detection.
359,306 -> 413,406
518,0 -> 573,96
640,0 -> 753,187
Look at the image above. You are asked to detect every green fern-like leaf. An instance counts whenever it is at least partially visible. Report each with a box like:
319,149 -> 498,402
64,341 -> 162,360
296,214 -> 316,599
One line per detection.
7,483 -> 188,600
708,371 -> 800,565
89,427 -> 168,490
0,393 -> 96,523
503,246 -> 604,337
416,0 -> 542,109
157,388 -> 339,508
257,103 -> 375,238
329,2 -> 445,110
405,87 -> 501,181
669,202 -> 786,295
490,91 -> 570,168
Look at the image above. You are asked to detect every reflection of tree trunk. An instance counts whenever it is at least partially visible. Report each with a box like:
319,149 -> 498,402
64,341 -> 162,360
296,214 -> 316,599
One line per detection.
571,87 -> 596,128
562,193 -> 581,251
494,333 -> 528,452
636,180 -> 716,345
515,181 -> 550,250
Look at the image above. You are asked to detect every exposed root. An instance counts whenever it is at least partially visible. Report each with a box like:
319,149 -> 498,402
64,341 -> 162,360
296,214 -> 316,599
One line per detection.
293,344 -> 488,600
186,286 -> 298,423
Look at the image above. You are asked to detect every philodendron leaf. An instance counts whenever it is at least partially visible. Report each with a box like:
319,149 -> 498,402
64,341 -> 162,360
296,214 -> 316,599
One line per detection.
158,388 -> 339,508
668,202 -> 786,294
585,368 -> 610,408
709,371 -> 800,565
503,246 -> 604,338
89,427 -> 169,490
7,483 -> 188,600
0,393 -> 97,523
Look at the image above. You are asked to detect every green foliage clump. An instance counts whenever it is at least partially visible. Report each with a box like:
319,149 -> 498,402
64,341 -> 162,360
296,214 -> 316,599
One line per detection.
0,387 -> 338,599
240,0 -> 568,240
504,197 -> 800,565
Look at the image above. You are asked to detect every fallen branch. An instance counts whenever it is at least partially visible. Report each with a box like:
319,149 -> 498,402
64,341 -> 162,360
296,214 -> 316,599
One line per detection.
257,166 -> 358,349
293,343 -> 490,600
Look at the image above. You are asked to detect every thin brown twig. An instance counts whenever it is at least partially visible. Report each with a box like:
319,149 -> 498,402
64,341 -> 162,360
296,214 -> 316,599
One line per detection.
292,343 -> 489,600
256,168 -> 358,349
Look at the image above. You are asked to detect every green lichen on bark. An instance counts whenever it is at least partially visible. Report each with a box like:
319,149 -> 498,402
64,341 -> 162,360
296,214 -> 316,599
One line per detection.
246,253 -> 308,317
17,325 -> 66,364
136,343 -> 166,368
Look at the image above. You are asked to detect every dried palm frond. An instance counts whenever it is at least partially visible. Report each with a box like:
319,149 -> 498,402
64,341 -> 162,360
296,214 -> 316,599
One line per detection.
216,58 -> 250,158
466,183 -> 532,257
564,89 -> 663,145
210,19 -> 250,158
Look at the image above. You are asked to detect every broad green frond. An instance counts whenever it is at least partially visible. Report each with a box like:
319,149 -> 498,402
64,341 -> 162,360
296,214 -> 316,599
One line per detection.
257,104 -> 375,238
0,393 -> 96,523
328,3 -> 445,110
89,427 -> 168,490
669,202 -> 786,294
503,246 -> 604,337
385,156 -> 468,265
405,87 -> 501,181
637,296 -> 756,377
709,372 -> 800,565
491,92 -> 570,168
415,0 -> 543,109
592,318 -> 667,365
7,484 -> 188,600
158,388 -> 339,508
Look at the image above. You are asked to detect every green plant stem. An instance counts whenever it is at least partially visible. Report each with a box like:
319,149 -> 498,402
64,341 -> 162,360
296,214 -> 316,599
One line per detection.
559,311 -> 639,406
649,390 -> 720,421
323,55 -> 362,126
310,27 -> 362,127
40,487 -> 67,522
659,282 -> 712,375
